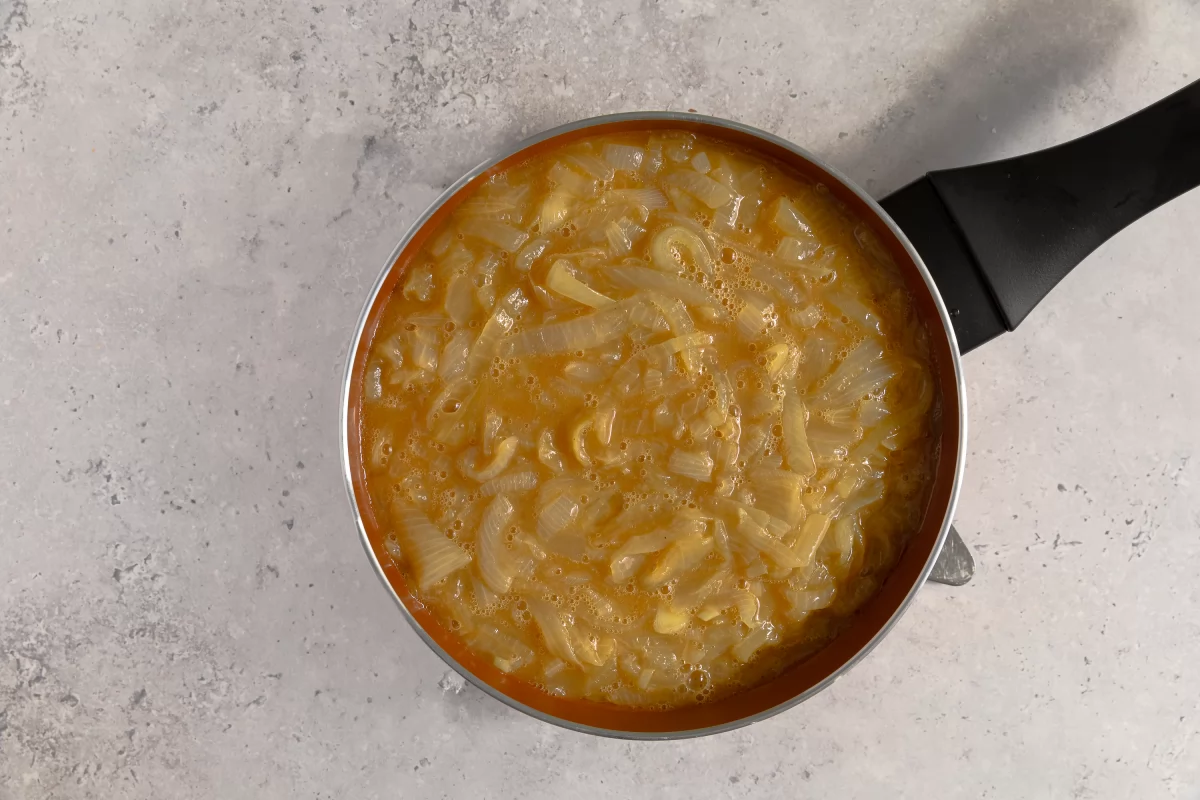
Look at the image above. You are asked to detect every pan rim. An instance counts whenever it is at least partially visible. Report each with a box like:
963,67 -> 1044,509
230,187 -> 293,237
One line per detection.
339,111 -> 968,740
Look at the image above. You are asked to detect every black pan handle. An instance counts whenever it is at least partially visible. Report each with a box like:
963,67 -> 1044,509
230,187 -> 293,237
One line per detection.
881,79 -> 1200,354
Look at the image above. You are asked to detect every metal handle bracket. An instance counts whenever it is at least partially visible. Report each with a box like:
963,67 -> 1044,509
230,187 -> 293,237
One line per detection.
928,526 -> 974,586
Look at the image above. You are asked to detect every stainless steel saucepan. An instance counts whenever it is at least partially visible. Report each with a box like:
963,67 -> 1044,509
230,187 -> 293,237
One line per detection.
341,80 -> 1200,738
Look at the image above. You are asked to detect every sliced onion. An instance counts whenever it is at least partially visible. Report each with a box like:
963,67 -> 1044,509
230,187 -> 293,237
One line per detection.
709,163 -> 735,187
826,289 -> 883,334
391,502 -> 471,589
432,328 -> 468,383
650,131 -> 695,164
610,553 -> 646,583
603,143 -> 645,172
668,449 -> 714,482
537,493 -> 580,539
470,621 -> 536,673
788,584 -> 836,614
609,187 -> 667,212
787,304 -> 823,329
515,237 -> 550,272
426,378 -> 475,445
611,523 -> 695,563
650,225 -> 715,275
770,197 -> 814,237
501,302 -> 632,357
698,588 -> 759,625
481,408 -> 502,456
457,191 -> 528,224
736,188 -> 763,229
653,603 -> 690,635
748,259 -> 805,305
568,413 -> 593,467
539,190 -> 576,231
643,536 -> 713,588
528,597 -> 579,664
479,470 -> 539,496
477,494 -> 517,593
566,152 -> 616,182
409,326 -> 439,372
733,509 -> 803,570
813,359 -> 900,409
710,196 -> 742,234
645,292 -> 699,373
822,338 -> 885,398
603,216 -> 648,257
464,220 -> 528,253
594,404 -> 617,446
444,274 -> 476,327
665,171 -> 736,209
762,342 -> 789,378
465,289 -> 527,377
842,478 -> 885,515
606,264 -> 725,316
732,622 -> 777,662
403,266 -> 434,302
792,512 -> 832,567
781,396 -> 816,476
459,437 -> 518,482
563,360 -> 608,383
537,428 -> 565,473
545,259 -> 615,308
748,468 -> 806,527
776,234 -> 823,266
806,418 -> 858,462
609,332 -> 714,396
674,564 -> 730,608
801,331 -> 838,385
364,362 -> 384,402
734,292 -> 773,341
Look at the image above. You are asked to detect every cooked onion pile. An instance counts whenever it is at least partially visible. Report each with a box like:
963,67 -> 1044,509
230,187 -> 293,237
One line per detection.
361,131 -> 938,707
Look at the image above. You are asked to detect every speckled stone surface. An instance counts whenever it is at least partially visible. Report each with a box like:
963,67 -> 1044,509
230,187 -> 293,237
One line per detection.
2,0 -> 1198,797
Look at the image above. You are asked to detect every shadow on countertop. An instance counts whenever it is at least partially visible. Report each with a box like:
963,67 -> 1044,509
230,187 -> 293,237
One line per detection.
826,0 -> 1138,198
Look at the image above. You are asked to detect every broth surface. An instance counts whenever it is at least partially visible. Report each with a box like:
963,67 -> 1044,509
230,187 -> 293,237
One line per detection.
360,131 -> 938,707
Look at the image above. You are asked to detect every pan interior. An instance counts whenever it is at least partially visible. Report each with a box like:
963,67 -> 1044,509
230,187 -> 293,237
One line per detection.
343,117 -> 964,736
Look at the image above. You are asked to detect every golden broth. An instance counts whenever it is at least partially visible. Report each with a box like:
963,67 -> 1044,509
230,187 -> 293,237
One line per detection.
360,130 -> 938,708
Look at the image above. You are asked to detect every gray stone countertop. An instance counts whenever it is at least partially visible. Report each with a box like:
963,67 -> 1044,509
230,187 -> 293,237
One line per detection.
2,0 -> 1198,797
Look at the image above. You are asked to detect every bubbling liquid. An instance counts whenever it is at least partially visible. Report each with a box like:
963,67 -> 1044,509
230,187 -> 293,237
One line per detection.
360,130 -> 938,708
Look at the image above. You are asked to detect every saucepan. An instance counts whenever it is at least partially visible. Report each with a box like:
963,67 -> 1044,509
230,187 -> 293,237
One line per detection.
340,80 -> 1200,738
